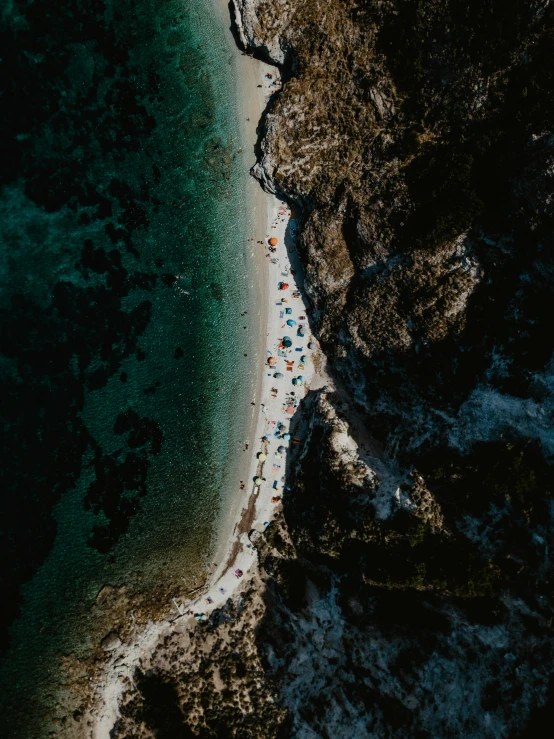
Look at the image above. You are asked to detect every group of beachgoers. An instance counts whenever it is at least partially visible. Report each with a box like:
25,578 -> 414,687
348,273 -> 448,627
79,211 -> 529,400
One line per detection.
189,202 -> 309,623
249,204 -> 317,506
186,189 -> 318,623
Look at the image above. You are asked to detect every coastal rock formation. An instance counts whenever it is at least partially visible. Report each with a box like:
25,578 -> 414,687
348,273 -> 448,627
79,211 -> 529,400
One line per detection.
109,1 -> 554,736
100,632 -> 122,652
236,0 -> 554,735
104,589 -> 288,738
232,0 -> 293,64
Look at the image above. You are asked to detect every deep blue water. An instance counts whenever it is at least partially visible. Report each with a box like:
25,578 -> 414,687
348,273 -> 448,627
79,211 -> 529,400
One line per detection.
0,0 -> 255,734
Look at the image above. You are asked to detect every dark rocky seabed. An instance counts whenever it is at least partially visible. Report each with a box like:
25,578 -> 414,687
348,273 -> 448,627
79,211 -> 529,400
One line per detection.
0,0 -> 254,735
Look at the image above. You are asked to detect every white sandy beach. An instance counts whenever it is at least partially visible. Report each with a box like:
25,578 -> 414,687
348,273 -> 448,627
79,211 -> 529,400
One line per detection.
88,7 -> 323,736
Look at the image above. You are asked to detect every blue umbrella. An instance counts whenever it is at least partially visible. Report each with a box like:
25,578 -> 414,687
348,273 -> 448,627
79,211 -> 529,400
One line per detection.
297,376 -> 305,383
274,372 -> 284,379
283,433 -> 291,441
292,378 -> 298,385
287,319 -> 297,326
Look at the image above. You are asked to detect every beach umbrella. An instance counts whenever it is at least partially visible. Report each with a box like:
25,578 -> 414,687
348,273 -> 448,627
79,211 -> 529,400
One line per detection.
279,282 -> 289,290
268,356 -> 277,365
292,378 -> 298,385
274,372 -> 284,379
300,356 -> 307,363
286,319 -> 297,326
297,327 -> 305,336
282,338 -> 293,348
258,452 -> 267,461
308,342 -> 316,350
254,478 -> 263,486
269,237 -> 278,246
297,376 -> 305,383
283,433 -> 291,441
277,446 -> 286,454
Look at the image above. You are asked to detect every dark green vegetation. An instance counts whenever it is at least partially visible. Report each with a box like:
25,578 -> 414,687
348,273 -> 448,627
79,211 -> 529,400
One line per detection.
111,595 -> 289,739
287,411 -> 553,605
283,396 -> 504,602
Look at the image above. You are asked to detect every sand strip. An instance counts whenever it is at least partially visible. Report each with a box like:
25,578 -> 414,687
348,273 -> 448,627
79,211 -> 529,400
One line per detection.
89,6 -> 322,735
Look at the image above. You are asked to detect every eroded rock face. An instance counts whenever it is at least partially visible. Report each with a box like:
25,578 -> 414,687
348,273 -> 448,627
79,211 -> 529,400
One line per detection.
240,0 -> 554,449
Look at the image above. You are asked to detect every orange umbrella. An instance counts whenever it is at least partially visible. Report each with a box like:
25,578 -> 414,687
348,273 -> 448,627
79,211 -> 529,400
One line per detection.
279,282 -> 289,290
269,237 -> 278,246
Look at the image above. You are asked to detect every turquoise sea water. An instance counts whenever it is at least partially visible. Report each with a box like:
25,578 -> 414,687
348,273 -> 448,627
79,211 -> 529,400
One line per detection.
0,0 -> 256,734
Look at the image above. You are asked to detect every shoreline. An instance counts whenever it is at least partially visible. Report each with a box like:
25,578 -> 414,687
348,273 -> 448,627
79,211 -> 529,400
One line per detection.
206,0 -> 272,582
190,0 -> 324,616
87,3 -> 324,734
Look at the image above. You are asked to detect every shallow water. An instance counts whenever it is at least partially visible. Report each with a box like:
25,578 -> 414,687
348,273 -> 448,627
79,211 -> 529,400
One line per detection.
0,0 -> 256,734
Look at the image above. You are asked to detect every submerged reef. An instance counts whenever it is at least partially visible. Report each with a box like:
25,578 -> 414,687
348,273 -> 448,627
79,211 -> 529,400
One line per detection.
0,0 -> 163,651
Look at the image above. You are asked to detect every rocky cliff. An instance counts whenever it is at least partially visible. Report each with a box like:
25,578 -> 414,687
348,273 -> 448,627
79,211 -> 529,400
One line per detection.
110,1 -> 554,736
